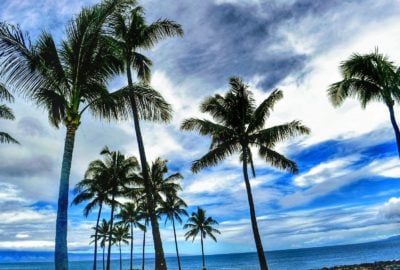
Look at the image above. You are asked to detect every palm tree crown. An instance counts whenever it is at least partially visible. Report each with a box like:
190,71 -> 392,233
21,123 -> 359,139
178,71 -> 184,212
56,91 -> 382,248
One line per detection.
327,49 -> 400,157
184,207 -> 220,242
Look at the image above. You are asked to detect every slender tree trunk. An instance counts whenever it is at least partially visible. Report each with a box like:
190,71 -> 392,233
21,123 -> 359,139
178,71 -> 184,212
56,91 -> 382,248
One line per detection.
119,242 -> 122,270
126,62 -> 167,270
242,147 -> 269,270
200,233 -> 205,270
130,222 -> 133,270
106,195 -> 116,270
55,125 -> 77,270
103,246 -> 105,270
172,218 -> 182,270
387,102 -> 400,158
142,229 -> 146,270
93,204 -> 103,270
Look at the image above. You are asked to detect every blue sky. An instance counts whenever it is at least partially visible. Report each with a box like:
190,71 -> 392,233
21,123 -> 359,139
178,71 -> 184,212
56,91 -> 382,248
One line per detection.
0,0 -> 400,256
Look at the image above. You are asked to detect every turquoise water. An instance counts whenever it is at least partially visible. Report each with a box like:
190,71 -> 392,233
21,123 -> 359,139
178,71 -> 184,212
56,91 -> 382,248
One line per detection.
0,239 -> 399,269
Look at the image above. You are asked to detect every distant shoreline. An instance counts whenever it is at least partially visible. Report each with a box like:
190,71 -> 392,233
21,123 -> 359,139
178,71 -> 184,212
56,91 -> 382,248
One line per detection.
320,260 -> 400,269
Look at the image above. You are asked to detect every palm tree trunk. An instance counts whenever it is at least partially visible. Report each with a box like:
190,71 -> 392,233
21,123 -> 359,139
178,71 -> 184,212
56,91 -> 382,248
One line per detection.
387,103 -> 400,158
103,246 -> 105,270
172,218 -> 182,270
119,242 -> 122,270
106,195 -> 116,270
200,233 -> 205,270
55,125 -> 77,270
126,63 -> 167,270
130,222 -> 133,270
142,229 -> 146,270
93,204 -> 103,270
242,147 -> 269,270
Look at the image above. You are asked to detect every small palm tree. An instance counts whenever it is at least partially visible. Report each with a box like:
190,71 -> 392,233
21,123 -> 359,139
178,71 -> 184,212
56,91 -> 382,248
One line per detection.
72,160 -> 114,270
115,202 -> 146,270
91,219 -> 110,270
181,77 -> 310,270
108,6 -> 183,269
112,223 -> 130,270
328,49 -> 400,158
158,195 -> 188,270
0,84 -> 18,144
184,207 -> 220,270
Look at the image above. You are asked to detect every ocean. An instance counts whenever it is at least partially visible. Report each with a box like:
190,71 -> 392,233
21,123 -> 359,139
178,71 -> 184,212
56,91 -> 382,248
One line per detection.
0,238 -> 399,270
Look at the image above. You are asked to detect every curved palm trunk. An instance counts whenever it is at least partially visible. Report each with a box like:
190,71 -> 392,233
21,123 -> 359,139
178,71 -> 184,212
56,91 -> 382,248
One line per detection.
55,125 -> 77,270
172,218 -> 182,270
130,222 -> 134,270
142,229 -> 146,270
119,242 -> 122,270
242,147 -> 269,270
200,232 -> 205,270
387,103 -> 400,158
126,63 -> 167,270
106,195 -> 116,270
93,204 -> 103,270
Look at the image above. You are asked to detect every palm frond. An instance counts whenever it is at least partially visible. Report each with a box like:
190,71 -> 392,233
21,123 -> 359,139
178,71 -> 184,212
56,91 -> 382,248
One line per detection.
0,132 -> 19,144
258,145 -> 298,174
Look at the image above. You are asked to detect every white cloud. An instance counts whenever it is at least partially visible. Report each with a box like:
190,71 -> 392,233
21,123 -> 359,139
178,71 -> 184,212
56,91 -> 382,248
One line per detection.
379,197 -> 400,220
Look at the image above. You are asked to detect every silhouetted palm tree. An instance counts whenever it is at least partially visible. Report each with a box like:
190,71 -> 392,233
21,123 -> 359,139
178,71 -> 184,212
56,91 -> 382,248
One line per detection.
89,146 -> 138,270
181,77 -> 310,270
0,84 -> 18,144
184,207 -> 220,270
159,196 -> 188,270
108,6 -> 183,269
72,160 -> 114,270
328,49 -> 400,158
116,202 -> 146,270
0,2 -> 134,268
112,223 -> 130,270
94,219 -> 110,270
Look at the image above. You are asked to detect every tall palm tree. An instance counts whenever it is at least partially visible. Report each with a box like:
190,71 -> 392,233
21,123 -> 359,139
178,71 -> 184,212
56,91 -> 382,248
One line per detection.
328,49 -> 400,158
158,196 -> 188,270
0,83 -> 18,144
181,77 -> 310,270
108,6 -> 183,269
95,219 -> 110,270
184,207 -> 220,270
115,202 -> 146,270
92,147 -> 139,270
72,160 -> 113,270
112,223 -> 130,270
0,2 -> 135,269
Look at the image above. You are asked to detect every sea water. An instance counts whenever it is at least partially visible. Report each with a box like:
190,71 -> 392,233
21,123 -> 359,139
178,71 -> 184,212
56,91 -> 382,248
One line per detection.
0,239 -> 399,270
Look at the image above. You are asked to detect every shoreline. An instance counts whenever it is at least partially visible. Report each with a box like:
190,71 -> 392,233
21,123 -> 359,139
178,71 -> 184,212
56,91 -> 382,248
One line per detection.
321,260 -> 400,269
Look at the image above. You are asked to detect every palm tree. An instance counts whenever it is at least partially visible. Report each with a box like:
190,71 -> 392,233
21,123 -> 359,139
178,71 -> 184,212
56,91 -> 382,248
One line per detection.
0,2 -> 135,268
91,147 -> 139,270
328,49 -> 400,158
0,83 -> 18,144
95,219 -> 110,270
181,77 -> 310,270
108,6 -> 183,269
115,202 -> 146,270
158,195 -> 188,270
112,223 -> 130,270
137,199 -> 150,270
72,160 -> 113,270
184,207 -> 220,270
